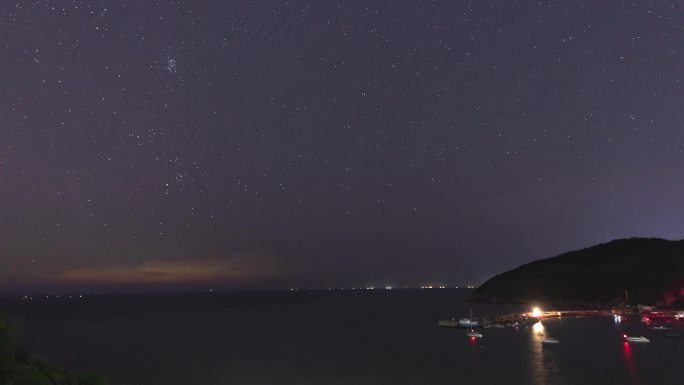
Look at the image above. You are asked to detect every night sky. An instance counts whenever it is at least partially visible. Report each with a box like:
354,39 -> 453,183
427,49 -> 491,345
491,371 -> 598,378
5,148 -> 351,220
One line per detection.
2,1 -> 684,293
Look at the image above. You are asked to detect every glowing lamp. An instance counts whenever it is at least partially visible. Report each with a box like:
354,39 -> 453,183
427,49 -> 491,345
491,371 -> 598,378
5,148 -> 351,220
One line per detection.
532,307 -> 542,317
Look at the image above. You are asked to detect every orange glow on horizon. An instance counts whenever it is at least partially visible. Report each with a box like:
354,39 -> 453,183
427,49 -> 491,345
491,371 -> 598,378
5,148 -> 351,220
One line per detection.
55,258 -> 280,285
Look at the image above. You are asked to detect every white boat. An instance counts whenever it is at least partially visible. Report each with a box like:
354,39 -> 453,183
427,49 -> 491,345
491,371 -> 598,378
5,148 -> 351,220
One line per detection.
466,330 -> 483,338
624,335 -> 650,343
650,325 -> 672,330
438,319 -> 458,328
541,338 -> 559,344
459,318 -> 479,327
459,308 -> 479,327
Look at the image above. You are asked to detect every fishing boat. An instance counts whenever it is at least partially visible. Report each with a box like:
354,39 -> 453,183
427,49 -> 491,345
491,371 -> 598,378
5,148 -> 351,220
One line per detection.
459,309 -> 479,328
438,318 -> 458,328
624,335 -> 649,342
650,325 -> 672,331
466,329 -> 483,338
541,337 -> 559,344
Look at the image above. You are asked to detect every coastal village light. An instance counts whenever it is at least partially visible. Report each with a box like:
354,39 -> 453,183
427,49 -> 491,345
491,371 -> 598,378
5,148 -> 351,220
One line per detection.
532,307 -> 542,317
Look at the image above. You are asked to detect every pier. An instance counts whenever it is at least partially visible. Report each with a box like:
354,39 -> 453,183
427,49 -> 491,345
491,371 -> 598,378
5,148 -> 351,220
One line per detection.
442,305 -> 684,329
482,308 -> 684,327
463,308 -> 629,328
492,309 -> 611,322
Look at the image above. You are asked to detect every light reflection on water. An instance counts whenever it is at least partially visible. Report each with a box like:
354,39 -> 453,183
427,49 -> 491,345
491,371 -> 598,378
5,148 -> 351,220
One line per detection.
530,321 -> 561,385
622,341 -> 635,371
619,323 -> 643,385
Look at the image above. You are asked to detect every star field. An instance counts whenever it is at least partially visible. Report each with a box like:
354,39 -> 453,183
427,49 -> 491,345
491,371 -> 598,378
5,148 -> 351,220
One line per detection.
1,1 -> 684,293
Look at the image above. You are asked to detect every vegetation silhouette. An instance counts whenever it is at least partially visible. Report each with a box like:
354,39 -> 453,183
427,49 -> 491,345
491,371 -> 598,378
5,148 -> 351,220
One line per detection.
0,318 -> 109,385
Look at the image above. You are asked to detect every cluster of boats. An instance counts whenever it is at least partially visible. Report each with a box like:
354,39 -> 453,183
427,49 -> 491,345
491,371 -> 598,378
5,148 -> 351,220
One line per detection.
440,310 -> 683,344
438,309 -> 537,330
438,315 -> 537,330
437,317 -> 478,328
439,310 -> 555,341
622,325 -> 684,342
444,321 -> 560,343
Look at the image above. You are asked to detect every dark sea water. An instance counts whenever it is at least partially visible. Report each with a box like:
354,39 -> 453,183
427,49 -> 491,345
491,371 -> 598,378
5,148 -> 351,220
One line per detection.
2,289 -> 684,385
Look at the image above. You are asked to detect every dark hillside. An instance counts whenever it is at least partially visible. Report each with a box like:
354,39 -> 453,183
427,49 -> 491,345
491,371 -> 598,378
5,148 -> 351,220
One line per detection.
473,238 -> 684,305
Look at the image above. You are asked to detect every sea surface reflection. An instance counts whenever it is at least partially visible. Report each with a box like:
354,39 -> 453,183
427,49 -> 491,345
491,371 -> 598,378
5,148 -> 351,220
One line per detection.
530,321 -> 560,385
4,290 -> 684,385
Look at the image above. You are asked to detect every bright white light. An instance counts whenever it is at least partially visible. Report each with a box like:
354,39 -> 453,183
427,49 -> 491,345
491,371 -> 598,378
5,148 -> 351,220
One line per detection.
532,307 -> 542,317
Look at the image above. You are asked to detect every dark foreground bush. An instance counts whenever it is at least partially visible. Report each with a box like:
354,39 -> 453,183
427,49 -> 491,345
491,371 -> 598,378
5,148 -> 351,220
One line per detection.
0,318 -> 110,385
